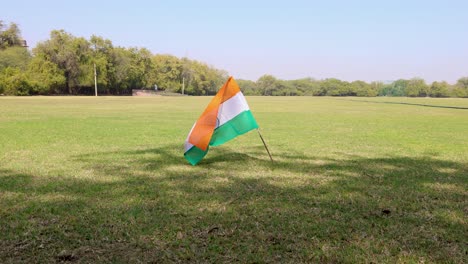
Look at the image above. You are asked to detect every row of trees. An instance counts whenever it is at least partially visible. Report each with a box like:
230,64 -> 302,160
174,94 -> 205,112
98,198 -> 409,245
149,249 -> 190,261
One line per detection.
0,21 -> 227,95
237,76 -> 381,96
237,76 -> 468,97
1,21 -> 467,97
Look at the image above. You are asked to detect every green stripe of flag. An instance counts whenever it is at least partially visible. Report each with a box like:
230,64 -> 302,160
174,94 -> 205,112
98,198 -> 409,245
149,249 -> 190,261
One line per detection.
210,110 -> 258,146
184,110 -> 258,165
184,145 -> 208,166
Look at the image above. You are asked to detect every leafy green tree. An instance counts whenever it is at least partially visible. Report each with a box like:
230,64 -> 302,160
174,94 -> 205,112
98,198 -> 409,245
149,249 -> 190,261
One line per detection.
290,78 -> 321,96
126,47 -> 154,90
184,60 -> 208,95
184,59 -> 227,95
237,79 -> 258,95
256,75 -> 278,95
27,57 -> 66,94
89,35 -> 115,94
393,79 -> 409,96
0,22 -> 23,49
33,30 -> 89,94
150,54 -> 183,92
0,46 -> 31,70
429,81 -> 450,97
378,84 -> 392,96
350,80 -> 375,97
271,80 -> 296,96
406,78 -> 428,97
453,77 -> 468,97
369,81 -> 383,97
0,67 -> 31,95
110,47 -> 133,93
380,79 -> 408,96
322,78 -> 350,96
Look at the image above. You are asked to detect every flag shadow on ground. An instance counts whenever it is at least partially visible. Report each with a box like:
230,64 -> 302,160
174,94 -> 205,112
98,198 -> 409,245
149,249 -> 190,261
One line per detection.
1,144 -> 466,262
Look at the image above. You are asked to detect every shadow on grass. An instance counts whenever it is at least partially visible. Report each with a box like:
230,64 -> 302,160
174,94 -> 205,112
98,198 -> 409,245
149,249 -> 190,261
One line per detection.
342,98 -> 468,110
1,145 -> 467,263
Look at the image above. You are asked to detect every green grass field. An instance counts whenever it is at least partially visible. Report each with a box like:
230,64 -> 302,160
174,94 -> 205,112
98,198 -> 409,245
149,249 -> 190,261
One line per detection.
1,96 -> 467,263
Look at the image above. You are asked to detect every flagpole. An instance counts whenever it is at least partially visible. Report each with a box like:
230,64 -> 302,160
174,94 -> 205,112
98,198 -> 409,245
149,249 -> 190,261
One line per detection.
257,129 -> 273,162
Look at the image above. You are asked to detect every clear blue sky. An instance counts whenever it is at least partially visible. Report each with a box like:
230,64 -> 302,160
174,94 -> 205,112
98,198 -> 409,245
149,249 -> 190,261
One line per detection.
2,0 -> 468,83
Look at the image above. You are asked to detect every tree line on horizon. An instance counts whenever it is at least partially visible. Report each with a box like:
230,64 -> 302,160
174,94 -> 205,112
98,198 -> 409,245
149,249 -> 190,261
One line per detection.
1,21 -> 467,97
237,76 -> 468,97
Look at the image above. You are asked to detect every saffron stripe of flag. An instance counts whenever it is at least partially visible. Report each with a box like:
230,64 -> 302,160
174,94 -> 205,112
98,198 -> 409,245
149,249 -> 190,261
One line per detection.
184,77 -> 259,165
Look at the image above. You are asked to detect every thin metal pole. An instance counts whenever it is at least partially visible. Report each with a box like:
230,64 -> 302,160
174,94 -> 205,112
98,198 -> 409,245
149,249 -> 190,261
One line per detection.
94,63 -> 98,96
257,129 -> 273,162
182,77 -> 185,95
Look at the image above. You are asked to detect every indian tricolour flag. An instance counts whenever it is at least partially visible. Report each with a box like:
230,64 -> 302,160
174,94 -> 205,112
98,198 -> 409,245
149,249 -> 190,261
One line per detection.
184,77 -> 259,165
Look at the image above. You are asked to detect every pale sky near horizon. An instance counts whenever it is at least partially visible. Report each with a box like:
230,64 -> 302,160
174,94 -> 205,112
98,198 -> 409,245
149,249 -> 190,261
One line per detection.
2,0 -> 468,83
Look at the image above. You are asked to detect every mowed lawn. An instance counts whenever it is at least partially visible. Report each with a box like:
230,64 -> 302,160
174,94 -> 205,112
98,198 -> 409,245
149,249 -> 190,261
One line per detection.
0,96 -> 467,263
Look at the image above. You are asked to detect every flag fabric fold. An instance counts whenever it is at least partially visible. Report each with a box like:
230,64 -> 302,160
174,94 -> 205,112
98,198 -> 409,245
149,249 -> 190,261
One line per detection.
184,77 -> 259,165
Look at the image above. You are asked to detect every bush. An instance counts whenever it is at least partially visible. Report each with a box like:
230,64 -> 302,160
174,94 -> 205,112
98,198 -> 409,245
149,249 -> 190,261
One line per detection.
0,67 -> 31,95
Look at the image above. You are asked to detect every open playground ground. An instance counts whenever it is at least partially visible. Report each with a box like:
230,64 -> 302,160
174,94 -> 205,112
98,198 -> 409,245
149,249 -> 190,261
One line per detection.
0,96 -> 467,263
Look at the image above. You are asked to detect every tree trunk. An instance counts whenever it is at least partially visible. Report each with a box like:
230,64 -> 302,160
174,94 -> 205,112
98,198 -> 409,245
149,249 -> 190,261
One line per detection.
65,72 -> 72,95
